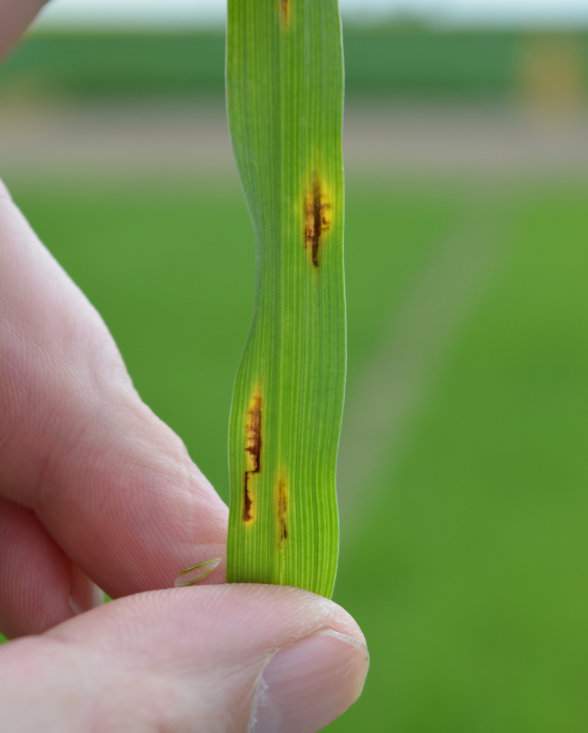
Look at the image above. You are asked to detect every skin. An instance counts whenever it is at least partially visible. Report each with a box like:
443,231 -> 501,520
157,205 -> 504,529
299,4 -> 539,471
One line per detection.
0,4 -> 369,731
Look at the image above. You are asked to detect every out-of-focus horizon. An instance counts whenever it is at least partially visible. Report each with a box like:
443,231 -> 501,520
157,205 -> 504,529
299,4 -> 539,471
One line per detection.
3,15 -> 587,177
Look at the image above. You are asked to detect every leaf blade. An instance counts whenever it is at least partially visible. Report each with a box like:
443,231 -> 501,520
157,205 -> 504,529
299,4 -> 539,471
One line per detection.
226,0 -> 346,598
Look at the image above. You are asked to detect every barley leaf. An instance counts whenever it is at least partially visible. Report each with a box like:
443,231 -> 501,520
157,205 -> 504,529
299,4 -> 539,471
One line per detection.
226,0 -> 346,598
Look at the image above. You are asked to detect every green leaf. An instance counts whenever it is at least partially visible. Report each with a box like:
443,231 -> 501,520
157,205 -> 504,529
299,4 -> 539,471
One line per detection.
226,0 -> 346,598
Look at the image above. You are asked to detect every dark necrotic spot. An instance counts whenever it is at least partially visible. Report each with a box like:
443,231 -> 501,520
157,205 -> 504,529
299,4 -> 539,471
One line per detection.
304,175 -> 332,268
243,391 -> 262,523
243,474 -> 254,523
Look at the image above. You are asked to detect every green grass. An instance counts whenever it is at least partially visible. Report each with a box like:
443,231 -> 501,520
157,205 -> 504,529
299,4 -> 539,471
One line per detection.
2,174 -> 588,731
3,26 -> 588,101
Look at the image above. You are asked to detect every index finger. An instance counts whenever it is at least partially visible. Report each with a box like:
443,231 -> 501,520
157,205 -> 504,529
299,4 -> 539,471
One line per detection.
0,182 -> 227,600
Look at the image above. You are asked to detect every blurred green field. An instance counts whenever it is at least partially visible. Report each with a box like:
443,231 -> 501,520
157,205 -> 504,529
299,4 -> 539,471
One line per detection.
2,25 -> 588,101
2,173 -> 587,730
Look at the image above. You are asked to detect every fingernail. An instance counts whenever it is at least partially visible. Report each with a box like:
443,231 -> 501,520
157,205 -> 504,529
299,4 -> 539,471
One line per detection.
250,629 -> 369,733
68,585 -> 103,615
174,557 -> 222,587
69,567 -> 103,615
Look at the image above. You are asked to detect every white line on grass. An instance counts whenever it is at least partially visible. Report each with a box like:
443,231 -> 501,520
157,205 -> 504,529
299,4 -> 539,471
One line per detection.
338,195 -> 510,544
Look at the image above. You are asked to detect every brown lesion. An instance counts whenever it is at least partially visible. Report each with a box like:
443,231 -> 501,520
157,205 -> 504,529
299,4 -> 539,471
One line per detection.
277,477 -> 288,547
280,0 -> 291,29
243,476 -> 254,523
243,390 -> 262,524
304,175 -> 332,268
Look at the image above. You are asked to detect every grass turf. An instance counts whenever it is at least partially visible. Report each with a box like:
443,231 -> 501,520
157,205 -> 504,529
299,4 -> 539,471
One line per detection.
2,175 -> 588,731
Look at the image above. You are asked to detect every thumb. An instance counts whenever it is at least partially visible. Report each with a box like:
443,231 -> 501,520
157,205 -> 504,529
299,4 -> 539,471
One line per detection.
0,585 -> 369,732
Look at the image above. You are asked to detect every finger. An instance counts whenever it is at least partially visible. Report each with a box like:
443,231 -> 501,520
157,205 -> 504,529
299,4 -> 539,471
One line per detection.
0,1 -> 48,58
0,586 -> 369,732
0,498 -> 73,636
0,181 -> 227,605
0,498 -> 101,637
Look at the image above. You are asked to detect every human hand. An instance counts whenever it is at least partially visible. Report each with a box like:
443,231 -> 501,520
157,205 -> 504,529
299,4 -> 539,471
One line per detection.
0,7 -> 368,730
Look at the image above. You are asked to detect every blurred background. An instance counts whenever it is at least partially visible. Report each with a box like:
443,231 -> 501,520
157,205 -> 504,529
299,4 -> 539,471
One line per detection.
2,1 -> 588,730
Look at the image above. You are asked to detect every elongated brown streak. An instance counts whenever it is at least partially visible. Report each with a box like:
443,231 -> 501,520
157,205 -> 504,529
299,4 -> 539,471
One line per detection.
280,0 -> 291,29
243,390 -> 262,523
304,175 -> 332,268
277,477 -> 288,547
